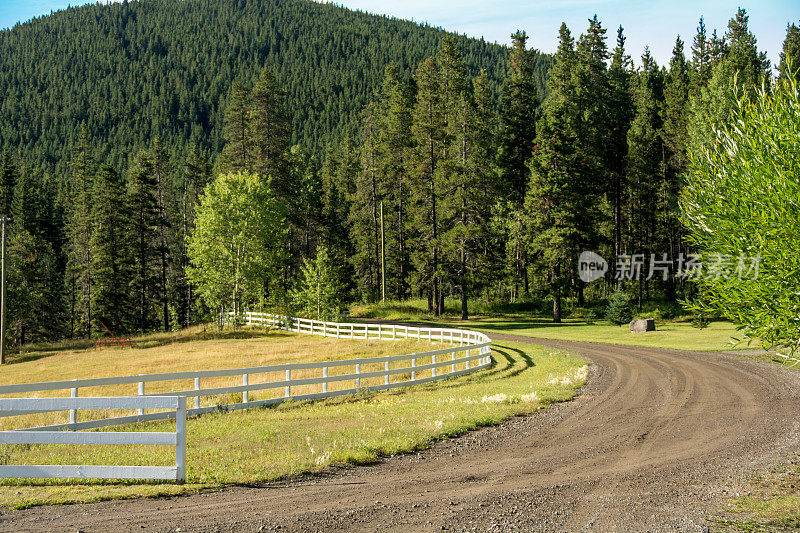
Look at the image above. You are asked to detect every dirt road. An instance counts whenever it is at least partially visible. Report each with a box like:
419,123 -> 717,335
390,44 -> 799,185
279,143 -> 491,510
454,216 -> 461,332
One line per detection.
3,335 -> 800,532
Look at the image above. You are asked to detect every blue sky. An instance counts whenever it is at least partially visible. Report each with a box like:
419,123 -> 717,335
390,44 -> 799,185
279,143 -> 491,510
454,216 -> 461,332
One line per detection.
1,0 -> 797,68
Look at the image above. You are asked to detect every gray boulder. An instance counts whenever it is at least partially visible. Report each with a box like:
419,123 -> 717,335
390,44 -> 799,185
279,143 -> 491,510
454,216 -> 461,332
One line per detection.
629,318 -> 656,332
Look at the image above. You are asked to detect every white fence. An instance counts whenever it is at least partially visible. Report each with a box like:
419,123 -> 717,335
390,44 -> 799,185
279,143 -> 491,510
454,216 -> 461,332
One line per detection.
0,315 -> 492,434
0,396 -> 186,482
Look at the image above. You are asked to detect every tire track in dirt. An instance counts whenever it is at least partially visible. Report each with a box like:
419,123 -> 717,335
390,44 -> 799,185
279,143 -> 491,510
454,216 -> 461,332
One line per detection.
3,334 -> 799,532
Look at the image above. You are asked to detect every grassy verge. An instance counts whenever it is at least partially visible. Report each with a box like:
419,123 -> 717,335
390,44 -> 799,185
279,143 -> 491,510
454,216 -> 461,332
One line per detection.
351,299 -> 743,352
0,337 -> 587,509
712,455 -> 800,531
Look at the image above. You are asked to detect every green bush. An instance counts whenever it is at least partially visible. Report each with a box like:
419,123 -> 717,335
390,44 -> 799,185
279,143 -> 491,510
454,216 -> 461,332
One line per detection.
681,75 -> 800,355
605,290 -> 634,326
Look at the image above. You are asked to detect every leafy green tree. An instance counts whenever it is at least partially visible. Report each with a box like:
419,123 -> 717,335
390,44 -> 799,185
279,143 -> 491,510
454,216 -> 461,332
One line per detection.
187,171 -> 287,320
681,76 -> 800,355
292,244 -> 346,321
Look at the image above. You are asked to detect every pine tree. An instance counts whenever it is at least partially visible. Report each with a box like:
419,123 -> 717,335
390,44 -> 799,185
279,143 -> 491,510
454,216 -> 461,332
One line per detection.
219,81 -> 251,174
779,23 -> 800,83
65,127 -> 96,337
524,23 -> 583,323
126,150 -> 159,332
690,17 -> 713,94
350,101 -> 382,301
177,145 -> 210,326
250,69 -> 292,199
659,38 -> 691,297
607,27 -> 634,266
626,49 -> 664,307
575,15 -> 612,303
725,8 -> 771,91
0,150 -> 17,216
90,165 -> 132,334
410,56 -> 446,315
376,65 -> 414,300
498,31 -> 538,207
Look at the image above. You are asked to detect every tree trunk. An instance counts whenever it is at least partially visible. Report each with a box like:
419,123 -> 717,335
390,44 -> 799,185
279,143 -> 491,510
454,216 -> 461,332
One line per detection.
553,295 -> 562,323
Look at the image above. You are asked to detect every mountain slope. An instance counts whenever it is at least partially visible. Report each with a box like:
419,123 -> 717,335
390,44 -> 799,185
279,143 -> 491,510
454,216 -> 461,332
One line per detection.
0,0 -> 550,173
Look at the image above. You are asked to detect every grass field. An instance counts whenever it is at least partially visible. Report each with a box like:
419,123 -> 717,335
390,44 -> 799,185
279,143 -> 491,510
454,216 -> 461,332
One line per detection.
0,326 -> 450,431
352,299 -> 747,352
0,328 -> 587,509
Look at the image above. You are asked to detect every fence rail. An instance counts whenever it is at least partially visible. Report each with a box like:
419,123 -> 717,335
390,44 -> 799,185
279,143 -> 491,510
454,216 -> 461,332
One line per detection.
0,314 -> 492,433
0,396 -> 186,482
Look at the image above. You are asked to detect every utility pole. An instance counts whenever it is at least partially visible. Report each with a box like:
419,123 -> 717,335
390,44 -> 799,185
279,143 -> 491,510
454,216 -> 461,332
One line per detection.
0,216 -> 8,364
380,201 -> 386,303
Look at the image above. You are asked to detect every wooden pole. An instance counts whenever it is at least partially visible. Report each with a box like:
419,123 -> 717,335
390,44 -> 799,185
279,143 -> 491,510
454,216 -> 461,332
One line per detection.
380,201 -> 386,302
0,216 -> 7,364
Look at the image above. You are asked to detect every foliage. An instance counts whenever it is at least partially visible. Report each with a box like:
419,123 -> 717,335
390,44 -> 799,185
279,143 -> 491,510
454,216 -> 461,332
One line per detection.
680,76 -> 800,355
292,244 -> 347,321
187,171 -> 287,318
605,289 -> 634,326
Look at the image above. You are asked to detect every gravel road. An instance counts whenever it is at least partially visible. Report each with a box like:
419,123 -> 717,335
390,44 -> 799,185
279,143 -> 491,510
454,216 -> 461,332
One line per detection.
3,334 -> 799,532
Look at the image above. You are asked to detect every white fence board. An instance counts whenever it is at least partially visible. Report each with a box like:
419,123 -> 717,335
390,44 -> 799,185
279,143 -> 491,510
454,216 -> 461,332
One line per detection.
0,465 -> 179,480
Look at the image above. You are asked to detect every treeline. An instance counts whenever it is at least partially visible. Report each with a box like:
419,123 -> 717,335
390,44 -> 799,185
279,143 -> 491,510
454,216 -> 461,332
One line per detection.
333,10 -> 798,321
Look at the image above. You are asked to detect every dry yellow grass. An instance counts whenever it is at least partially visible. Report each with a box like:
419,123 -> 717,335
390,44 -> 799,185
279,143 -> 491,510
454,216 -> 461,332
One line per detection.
0,326 -> 442,430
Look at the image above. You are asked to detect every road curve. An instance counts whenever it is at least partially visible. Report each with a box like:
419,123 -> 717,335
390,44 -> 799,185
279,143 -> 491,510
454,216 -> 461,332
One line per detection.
3,334 -> 800,532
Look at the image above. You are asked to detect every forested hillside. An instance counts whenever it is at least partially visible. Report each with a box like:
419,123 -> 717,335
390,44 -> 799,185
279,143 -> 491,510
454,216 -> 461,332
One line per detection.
0,0 -> 549,175
0,0 -> 796,351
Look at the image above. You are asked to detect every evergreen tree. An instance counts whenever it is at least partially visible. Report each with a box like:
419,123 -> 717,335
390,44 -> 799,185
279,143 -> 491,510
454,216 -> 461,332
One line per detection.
626,49 -> 664,307
524,24 -> 583,323
219,82 -> 252,174
660,37 -> 691,294
65,127 -> 96,337
250,69 -> 292,201
690,17 -> 713,94
0,150 -> 17,216
725,8 -> 771,90
779,23 -> 800,83
606,27 -> 634,265
126,150 -> 159,332
498,31 -> 538,207
376,65 -> 414,301
90,165 -> 132,334
410,56 -> 446,315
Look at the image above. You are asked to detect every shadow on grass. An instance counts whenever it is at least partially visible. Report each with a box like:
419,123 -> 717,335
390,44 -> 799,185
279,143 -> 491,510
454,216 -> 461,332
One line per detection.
3,326 -> 286,366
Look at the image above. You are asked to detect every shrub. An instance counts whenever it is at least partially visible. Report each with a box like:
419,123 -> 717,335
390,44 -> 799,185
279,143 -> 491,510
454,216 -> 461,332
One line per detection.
605,290 -> 634,326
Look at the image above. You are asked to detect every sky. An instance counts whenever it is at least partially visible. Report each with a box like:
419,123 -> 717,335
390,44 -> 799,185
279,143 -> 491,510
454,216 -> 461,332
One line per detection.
1,0 -> 797,68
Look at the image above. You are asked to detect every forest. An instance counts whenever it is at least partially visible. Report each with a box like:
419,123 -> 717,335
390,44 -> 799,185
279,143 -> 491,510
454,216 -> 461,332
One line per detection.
0,0 -> 798,346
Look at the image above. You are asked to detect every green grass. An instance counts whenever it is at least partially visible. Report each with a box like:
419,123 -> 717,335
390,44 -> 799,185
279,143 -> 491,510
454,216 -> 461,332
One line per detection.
0,340 -> 587,509
712,456 -> 800,531
351,299 -> 746,352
